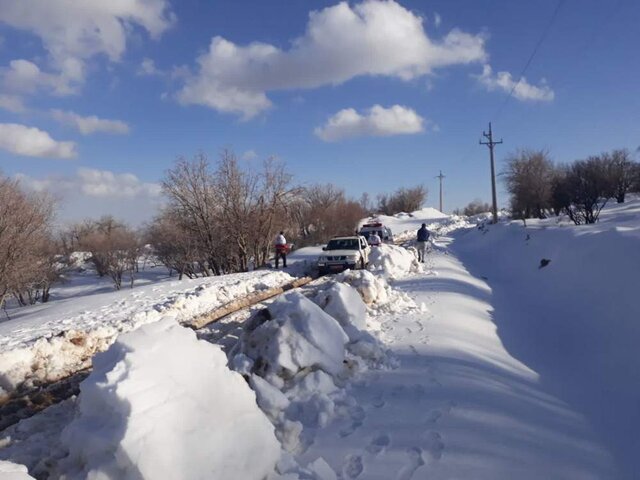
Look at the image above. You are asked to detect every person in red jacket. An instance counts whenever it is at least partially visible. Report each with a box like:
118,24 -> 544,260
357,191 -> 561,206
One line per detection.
274,231 -> 288,268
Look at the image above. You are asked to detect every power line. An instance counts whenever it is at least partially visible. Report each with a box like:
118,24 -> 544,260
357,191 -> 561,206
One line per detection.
493,0 -> 567,121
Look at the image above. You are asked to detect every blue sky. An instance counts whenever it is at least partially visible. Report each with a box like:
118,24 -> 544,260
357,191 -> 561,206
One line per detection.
0,0 -> 638,224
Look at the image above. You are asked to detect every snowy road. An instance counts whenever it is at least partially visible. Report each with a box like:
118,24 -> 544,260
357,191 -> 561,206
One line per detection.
299,238 -> 615,479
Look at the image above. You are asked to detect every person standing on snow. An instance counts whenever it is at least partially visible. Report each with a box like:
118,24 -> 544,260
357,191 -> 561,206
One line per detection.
368,232 -> 382,247
416,223 -> 430,263
274,231 -> 288,268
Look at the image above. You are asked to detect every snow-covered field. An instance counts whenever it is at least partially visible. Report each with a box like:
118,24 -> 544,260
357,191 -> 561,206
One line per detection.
1,199 -> 639,479
0,267 -> 295,398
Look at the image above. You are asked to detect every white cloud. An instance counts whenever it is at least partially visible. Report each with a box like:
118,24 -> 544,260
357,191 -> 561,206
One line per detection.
16,168 -> 163,224
475,64 -> 554,102
0,94 -> 26,113
75,168 -> 161,198
2,58 -> 83,96
138,57 -> 163,77
51,110 -> 130,135
0,0 -> 174,95
315,104 -> 426,142
242,150 -> 258,160
434,12 -> 442,28
17,168 -> 161,198
177,0 -> 487,118
0,123 -> 76,159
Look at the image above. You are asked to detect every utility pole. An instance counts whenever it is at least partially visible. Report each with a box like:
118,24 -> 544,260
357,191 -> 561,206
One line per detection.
479,122 -> 503,224
435,170 -> 445,213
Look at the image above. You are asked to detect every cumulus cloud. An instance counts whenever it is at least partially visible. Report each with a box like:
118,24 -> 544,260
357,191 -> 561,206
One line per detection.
0,94 -> 26,113
138,57 -> 163,77
0,0 -> 174,95
177,0 -> 487,118
315,104 -> 426,142
17,168 -> 161,199
51,110 -> 130,135
475,64 -> 554,102
16,168 -> 163,224
1,58 -> 83,96
0,123 -> 76,159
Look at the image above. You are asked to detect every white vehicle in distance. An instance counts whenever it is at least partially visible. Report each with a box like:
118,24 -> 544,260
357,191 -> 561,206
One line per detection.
359,222 -> 394,244
317,236 -> 370,275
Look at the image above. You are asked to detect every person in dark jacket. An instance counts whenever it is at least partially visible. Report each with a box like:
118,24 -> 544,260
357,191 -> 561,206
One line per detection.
416,223 -> 430,263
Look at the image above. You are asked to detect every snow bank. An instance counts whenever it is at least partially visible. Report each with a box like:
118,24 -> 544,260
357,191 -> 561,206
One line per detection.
0,461 -> 35,480
0,270 -> 294,398
368,244 -> 421,279
312,283 -> 367,341
59,317 -> 279,480
453,197 -> 640,477
240,291 -> 349,379
335,270 -> 416,315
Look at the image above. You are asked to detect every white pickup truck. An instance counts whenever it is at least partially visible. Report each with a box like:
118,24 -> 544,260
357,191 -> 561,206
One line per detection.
317,236 -> 370,274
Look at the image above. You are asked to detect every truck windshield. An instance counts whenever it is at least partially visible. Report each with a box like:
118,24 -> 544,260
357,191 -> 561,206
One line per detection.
326,239 -> 359,250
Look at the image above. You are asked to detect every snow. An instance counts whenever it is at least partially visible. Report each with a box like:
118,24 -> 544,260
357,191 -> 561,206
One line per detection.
58,317 -> 280,480
451,197 -> 640,478
368,244 -> 421,279
0,461 -> 35,480
2,199 -> 640,479
0,269 -> 294,397
238,291 -> 349,379
312,282 -> 367,341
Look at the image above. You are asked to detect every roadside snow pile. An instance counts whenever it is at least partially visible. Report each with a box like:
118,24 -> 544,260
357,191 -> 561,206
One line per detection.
336,270 -> 416,315
58,317 -> 279,480
0,461 -> 35,479
239,292 -> 349,380
368,244 -> 421,279
0,270 -> 294,399
229,285 -> 390,474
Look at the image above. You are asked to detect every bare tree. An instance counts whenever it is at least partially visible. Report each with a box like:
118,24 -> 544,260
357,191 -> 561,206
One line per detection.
0,176 -> 56,309
160,151 -> 295,274
606,149 -> 637,203
79,217 -> 140,289
502,149 -> 555,219
377,185 -> 427,215
147,211 -> 204,279
462,199 -> 492,216
291,183 -> 365,246
562,156 -> 615,224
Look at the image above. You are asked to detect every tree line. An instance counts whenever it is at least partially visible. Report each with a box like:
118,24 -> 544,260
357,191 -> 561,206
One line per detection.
0,151 -> 427,308
502,148 -> 640,224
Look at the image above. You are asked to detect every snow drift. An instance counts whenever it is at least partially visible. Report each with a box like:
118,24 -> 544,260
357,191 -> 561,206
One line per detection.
453,198 -> 640,478
368,243 -> 421,279
59,317 -> 279,480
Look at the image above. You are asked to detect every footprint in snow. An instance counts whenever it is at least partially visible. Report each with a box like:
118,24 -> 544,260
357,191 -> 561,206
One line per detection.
339,406 -> 366,437
422,430 -> 445,463
365,434 -> 391,455
425,409 -> 442,426
342,454 -> 364,479
395,447 -> 425,480
371,395 -> 386,409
